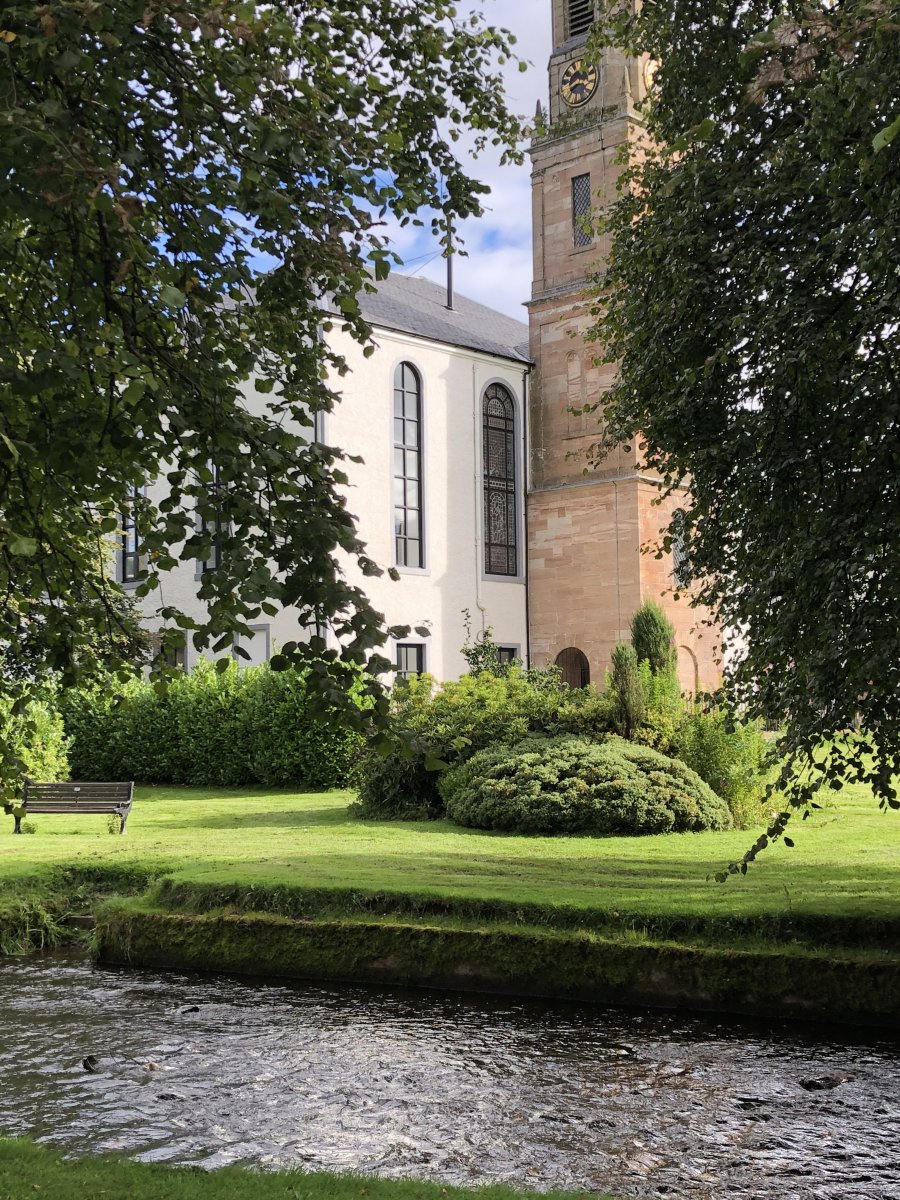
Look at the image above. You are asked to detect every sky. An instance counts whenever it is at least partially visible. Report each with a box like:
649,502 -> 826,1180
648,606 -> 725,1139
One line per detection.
390,2 -> 552,324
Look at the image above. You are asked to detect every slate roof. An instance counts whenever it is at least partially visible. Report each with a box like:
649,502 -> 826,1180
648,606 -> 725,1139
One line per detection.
356,272 -> 531,364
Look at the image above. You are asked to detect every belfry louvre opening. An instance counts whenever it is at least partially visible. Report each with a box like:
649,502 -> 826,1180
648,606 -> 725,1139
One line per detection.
568,0 -> 595,38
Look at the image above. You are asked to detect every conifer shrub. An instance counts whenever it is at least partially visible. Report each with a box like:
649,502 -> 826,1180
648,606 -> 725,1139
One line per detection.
439,734 -> 732,836
630,599 -> 677,675
608,643 -> 646,739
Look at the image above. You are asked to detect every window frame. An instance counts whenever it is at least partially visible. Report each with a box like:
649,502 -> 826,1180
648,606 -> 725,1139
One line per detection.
395,642 -> 425,680
195,462 -> 228,577
392,361 -> 426,572
572,173 -> 593,250
119,485 -> 145,585
672,508 -> 691,590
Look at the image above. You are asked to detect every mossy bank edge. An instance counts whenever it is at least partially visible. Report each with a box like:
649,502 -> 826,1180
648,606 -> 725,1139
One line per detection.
93,896 -> 900,1028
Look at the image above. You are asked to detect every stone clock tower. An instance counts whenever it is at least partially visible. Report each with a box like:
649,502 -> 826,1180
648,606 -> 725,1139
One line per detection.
527,0 -> 720,692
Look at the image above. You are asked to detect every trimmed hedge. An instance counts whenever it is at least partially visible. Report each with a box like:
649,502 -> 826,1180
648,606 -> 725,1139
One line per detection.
62,659 -> 361,789
439,735 -> 732,836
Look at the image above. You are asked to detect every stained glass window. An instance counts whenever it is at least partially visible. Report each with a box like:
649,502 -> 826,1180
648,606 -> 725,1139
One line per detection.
482,383 -> 517,576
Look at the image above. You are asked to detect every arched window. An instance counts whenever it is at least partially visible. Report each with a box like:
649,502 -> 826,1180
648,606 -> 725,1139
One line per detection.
393,362 -> 423,569
555,647 -> 590,689
482,383 -> 518,576
672,508 -> 690,589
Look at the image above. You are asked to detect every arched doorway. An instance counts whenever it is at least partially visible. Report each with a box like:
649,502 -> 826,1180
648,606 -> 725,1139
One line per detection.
555,647 -> 590,689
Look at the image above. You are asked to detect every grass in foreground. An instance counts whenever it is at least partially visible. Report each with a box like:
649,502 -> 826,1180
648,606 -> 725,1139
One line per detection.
0,1139 -> 610,1200
0,778 -> 898,934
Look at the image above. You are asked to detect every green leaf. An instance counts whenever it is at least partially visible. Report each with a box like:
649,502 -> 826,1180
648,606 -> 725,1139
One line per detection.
7,535 -> 38,557
159,285 -> 187,308
873,113 -> 900,154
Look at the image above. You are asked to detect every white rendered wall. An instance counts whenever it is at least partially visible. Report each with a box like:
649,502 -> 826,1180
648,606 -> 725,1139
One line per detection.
126,324 -> 529,682
324,327 -> 529,681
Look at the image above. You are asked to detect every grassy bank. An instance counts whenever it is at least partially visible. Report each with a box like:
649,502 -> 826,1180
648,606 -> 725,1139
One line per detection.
0,1139 -> 609,1200
1,781 -> 898,931
2,781 -> 899,1022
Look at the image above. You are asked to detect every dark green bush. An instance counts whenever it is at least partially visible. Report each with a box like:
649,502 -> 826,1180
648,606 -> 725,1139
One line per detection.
350,669 -> 616,820
351,747 -> 443,820
439,734 -> 732,836
63,659 -> 361,789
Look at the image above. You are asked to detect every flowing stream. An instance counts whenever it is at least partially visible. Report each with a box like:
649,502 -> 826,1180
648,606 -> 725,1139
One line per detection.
0,954 -> 898,1199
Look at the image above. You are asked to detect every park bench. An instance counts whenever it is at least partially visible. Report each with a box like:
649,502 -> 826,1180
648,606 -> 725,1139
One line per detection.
12,780 -> 134,834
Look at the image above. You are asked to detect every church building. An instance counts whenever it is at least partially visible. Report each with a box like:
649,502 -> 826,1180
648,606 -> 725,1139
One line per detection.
124,0 -> 720,694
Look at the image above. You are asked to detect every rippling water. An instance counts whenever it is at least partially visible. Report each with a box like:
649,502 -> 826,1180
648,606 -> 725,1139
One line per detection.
0,954 -> 898,1198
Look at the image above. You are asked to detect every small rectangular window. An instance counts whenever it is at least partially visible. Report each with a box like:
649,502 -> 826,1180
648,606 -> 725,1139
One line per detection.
396,643 -> 424,679
497,646 -> 519,665
164,644 -> 186,672
568,0 -> 595,39
572,173 -> 592,248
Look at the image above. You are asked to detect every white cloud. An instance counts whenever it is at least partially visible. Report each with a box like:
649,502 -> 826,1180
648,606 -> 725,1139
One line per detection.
392,1 -> 551,321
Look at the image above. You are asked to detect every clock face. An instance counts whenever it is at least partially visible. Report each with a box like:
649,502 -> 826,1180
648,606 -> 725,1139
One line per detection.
560,59 -> 599,108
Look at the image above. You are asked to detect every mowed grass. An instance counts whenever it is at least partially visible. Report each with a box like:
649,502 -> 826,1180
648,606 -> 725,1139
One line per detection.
1,777 -> 898,926
0,1139 -> 609,1200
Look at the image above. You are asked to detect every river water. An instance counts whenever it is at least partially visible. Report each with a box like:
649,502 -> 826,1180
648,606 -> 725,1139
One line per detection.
0,954 -> 897,1199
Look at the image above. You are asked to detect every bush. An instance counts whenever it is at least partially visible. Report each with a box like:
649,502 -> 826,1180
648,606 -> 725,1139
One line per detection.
63,659 -> 361,789
351,668 -> 617,820
0,693 -> 69,802
671,706 -> 771,828
439,734 -> 732,836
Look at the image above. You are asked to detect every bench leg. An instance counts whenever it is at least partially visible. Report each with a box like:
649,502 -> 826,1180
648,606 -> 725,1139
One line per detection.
119,812 -> 128,834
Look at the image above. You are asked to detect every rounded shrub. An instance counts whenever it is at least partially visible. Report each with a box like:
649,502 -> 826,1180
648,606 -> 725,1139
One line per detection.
350,668 -> 617,821
439,734 -> 732,836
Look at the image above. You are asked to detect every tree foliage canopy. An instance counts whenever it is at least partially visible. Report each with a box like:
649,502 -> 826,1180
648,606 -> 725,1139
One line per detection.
0,0 -> 522,780
589,0 -> 900,863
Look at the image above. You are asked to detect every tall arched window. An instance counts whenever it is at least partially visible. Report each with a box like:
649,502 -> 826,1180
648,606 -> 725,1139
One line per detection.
555,647 -> 590,689
482,383 -> 518,576
393,362 -> 423,568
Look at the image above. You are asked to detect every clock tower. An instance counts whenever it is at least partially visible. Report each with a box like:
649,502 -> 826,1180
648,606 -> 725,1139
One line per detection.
527,0 -> 720,692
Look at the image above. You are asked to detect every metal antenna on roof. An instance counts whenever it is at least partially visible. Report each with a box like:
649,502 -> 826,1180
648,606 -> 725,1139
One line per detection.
446,219 -> 454,311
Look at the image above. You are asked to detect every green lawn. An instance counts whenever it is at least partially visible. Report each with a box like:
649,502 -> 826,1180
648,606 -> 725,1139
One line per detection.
1,778 -> 898,936
0,1140 -> 608,1200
